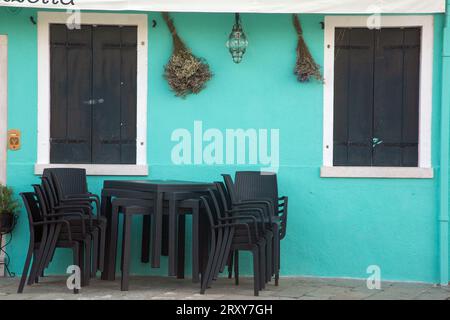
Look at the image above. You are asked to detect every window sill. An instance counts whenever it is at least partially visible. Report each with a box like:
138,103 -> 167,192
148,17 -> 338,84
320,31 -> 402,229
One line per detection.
34,164 -> 149,176
320,166 -> 434,179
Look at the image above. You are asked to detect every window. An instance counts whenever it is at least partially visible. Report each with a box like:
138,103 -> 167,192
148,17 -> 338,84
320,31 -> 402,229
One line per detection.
322,16 -> 434,178
50,24 -> 137,164
36,12 -> 148,175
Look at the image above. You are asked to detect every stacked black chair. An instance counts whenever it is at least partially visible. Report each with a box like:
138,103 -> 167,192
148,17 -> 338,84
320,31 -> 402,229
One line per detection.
33,183 -> 98,284
200,187 -> 267,296
18,192 -> 91,294
43,168 -> 107,275
215,182 -> 273,285
222,172 -> 288,286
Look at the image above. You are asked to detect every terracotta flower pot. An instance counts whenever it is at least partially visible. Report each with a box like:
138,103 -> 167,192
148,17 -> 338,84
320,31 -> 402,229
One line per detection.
0,213 -> 14,233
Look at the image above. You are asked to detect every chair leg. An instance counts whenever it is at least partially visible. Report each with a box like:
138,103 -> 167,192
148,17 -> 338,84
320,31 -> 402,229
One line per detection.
259,243 -> 266,290
234,251 -> 239,286
83,237 -> 92,286
27,250 -> 39,286
252,249 -> 260,297
121,214 -> 133,291
272,226 -> 280,286
275,243 -> 280,286
40,224 -> 61,275
200,234 -> 216,294
227,253 -> 233,279
79,242 -> 86,287
17,240 -> 34,293
266,235 -> 273,283
90,230 -> 99,278
28,232 -> 50,286
72,243 -> 80,294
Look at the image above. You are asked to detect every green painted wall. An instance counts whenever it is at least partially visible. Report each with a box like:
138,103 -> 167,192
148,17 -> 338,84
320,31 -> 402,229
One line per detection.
0,8 -> 446,283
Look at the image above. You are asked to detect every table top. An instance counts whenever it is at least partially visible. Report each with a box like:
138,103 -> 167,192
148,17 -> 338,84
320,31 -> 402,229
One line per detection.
103,179 -> 214,192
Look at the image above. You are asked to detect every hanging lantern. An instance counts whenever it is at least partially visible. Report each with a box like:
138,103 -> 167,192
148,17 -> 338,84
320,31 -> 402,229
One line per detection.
226,13 -> 248,64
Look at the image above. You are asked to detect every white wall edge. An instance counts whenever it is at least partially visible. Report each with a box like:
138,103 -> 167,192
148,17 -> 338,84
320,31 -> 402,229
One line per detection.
34,164 -> 149,176
320,166 -> 434,179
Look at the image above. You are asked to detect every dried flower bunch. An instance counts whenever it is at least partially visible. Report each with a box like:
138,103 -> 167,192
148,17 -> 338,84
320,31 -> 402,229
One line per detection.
293,14 -> 323,83
162,12 -> 212,98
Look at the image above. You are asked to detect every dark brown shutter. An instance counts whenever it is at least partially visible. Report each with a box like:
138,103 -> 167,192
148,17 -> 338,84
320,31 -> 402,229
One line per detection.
50,24 -> 92,163
92,26 -> 137,164
50,25 -> 137,164
373,28 -> 420,167
333,28 -> 375,166
333,27 -> 420,167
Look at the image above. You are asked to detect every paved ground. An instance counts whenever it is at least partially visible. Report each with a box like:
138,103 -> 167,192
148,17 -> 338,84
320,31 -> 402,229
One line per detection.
0,276 -> 449,300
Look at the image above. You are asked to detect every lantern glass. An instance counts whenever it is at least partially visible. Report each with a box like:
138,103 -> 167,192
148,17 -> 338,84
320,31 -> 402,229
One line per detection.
226,14 -> 248,63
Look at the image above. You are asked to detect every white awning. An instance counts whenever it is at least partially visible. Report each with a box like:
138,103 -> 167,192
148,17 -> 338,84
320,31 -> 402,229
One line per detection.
0,0 -> 445,14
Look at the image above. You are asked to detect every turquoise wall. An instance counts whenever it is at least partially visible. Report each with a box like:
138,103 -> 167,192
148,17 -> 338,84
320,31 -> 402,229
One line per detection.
0,8 -> 446,283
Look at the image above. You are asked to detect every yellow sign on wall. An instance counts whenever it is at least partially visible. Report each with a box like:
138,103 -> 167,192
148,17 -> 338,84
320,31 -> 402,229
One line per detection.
7,129 -> 20,151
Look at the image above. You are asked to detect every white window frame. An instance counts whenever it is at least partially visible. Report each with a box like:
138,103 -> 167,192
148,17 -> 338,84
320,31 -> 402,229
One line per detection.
321,15 -> 434,179
35,12 -> 148,176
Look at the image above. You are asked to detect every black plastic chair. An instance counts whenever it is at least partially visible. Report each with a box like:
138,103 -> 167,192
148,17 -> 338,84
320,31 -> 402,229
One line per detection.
200,188 -> 266,296
215,181 -> 273,285
33,183 -> 99,283
18,192 -> 82,294
43,168 -> 107,274
223,172 -> 288,285
33,186 -> 93,286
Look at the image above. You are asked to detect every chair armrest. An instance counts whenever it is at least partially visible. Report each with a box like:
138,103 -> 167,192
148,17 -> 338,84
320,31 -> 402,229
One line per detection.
232,202 -> 275,222
54,204 -> 94,227
64,196 -> 100,213
214,222 -> 252,244
226,208 -> 266,231
46,212 -> 86,236
33,220 -> 73,241
219,215 -> 259,235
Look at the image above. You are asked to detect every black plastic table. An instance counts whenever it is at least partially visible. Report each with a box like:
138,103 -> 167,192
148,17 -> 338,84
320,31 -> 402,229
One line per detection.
100,180 -> 214,282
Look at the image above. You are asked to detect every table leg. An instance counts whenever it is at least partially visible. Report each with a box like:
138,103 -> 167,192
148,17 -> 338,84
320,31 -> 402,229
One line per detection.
168,197 -> 177,276
192,204 -> 200,283
141,215 -> 151,263
100,195 -> 113,280
151,191 -> 163,268
176,214 -> 185,279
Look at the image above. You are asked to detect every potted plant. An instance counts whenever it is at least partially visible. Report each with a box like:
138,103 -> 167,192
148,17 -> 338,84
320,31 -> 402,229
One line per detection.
0,185 -> 19,233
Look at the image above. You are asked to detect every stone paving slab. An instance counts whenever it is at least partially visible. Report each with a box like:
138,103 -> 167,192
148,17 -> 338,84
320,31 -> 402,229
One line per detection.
0,276 -> 448,300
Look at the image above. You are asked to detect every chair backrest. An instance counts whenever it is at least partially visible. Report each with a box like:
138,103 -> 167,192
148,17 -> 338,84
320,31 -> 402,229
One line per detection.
32,184 -> 50,217
221,174 -> 238,204
234,171 -> 279,213
200,193 -> 218,230
41,177 -> 59,209
209,186 -> 227,220
215,181 -> 232,212
20,192 -> 44,241
44,168 -> 88,199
